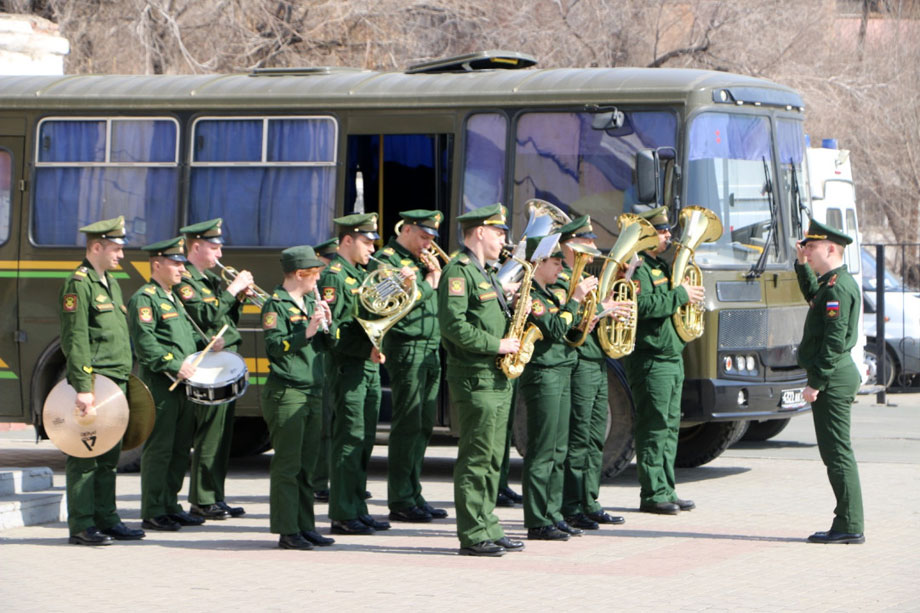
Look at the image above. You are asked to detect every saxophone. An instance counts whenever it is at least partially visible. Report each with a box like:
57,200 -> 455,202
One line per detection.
670,206 -> 723,343
497,257 -> 542,379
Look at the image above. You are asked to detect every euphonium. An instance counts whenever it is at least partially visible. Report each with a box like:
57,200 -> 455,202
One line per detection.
497,198 -> 571,285
356,259 -> 418,351
497,257 -> 542,379
216,261 -> 270,308
563,242 -> 602,347
670,206 -> 723,342
596,214 -> 659,359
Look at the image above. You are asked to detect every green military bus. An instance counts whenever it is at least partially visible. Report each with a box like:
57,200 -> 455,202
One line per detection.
0,51 -> 812,474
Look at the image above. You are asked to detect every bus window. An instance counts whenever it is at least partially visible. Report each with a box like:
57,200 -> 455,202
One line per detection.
512,110 -> 676,246
687,113 -> 784,267
189,116 -> 337,247
0,150 -> 10,244
462,113 -> 507,214
826,207 -> 843,230
33,117 -> 179,246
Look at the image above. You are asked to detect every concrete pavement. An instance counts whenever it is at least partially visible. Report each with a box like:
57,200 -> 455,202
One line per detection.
1,394 -> 918,611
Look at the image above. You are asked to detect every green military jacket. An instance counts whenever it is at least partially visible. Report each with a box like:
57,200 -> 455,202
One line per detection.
59,260 -> 132,392
438,250 -> 508,374
127,282 -> 201,380
795,262 -> 861,390
318,253 -> 373,361
630,252 -> 689,358
526,280 -> 579,368
174,264 -> 243,351
367,238 -> 440,346
261,285 -> 323,393
551,264 -> 605,361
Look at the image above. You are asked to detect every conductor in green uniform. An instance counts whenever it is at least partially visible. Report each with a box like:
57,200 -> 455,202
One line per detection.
623,206 -> 704,515
438,203 -> 525,557
261,245 -> 336,550
796,219 -> 865,544
553,216 -> 627,530
369,209 -> 448,523
319,213 -> 390,535
176,218 -> 252,520
520,236 -> 596,541
128,237 -> 207,532
59,216 -> 145,545
312,237 -> 339,503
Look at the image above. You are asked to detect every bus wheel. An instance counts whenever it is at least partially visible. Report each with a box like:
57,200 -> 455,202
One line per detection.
741,417 -> 791,442
117,446 -> 143,473
675,421 -> 747,468
230,417 -> 272,457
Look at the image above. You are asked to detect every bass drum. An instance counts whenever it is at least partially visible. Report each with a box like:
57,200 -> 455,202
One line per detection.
181,351 -> 249,406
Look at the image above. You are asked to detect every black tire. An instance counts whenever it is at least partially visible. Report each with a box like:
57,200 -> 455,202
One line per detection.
117,445 -> 143,473
864,342 -> 897,388
675,420 -> 747,468
512,362 -> 636,480
229,417 -> 271,457
741,417 -> 791,442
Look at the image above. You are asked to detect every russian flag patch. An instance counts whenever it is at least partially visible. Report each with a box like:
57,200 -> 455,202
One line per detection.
826,301 -> 840,318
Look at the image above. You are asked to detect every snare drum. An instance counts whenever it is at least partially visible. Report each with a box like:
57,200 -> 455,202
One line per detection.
182,351 -> 249,406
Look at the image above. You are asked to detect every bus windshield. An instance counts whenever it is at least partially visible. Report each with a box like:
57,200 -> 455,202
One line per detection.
686,112 -> 786,268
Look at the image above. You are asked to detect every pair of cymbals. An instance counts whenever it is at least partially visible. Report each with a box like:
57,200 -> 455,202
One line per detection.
43,374 -> 155,458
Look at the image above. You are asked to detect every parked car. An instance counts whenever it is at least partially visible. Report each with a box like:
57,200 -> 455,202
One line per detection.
861,247 -> 920,387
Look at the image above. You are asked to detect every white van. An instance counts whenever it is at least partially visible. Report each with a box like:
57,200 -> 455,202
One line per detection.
805,139 -> 869,384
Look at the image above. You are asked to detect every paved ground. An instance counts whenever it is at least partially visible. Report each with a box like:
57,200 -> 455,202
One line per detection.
1,394 -> 918,611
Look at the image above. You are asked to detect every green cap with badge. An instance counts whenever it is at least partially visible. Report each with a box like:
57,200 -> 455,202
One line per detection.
558,215 -> 597,242
801,218 -> 853,246
142,236 -> 188,262
281,245 -> 324,272
399,209 -> 443,237
456,203 -> 509,231
180,218 -> 224,244
334,212 -> 379,240
637,205 -> 669,229
79,216 -> 127,245
313,237 -> 339,257
525,235 -> 563,261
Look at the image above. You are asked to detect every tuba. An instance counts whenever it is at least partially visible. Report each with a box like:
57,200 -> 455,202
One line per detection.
596,214 -> 659,359
563,242 -> 602,347
497,257 -> 542,379
670,206 -> 723,342
356,258 -> 418,351
497,199 -> 571,285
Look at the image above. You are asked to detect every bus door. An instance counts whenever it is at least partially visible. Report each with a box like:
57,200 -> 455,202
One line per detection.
342,115 -> 455,423
0,137 -> 24,417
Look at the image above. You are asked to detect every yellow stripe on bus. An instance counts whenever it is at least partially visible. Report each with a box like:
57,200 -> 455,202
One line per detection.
0,261 -> 128,270
0,357 -> 8,367
244,357 -> 271,374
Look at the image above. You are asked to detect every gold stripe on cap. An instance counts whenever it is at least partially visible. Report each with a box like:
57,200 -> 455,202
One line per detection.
806,233 -> 828,239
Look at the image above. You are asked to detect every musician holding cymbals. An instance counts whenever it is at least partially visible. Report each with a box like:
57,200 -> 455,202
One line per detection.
127,237 -> 208,532
175,218 -> 252,521
260,245 -> 335,550
624,206 -> 704,515
58,216 -> 145,545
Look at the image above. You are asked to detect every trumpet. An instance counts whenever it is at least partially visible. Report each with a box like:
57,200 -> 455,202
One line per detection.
393,219 -> 450,270
216,261 -> 270,308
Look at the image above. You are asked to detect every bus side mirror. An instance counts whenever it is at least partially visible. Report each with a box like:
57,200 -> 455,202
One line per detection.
636,149 -> 660,205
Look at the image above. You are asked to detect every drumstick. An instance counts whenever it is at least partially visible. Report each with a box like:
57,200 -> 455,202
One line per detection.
168,324 -> 229,392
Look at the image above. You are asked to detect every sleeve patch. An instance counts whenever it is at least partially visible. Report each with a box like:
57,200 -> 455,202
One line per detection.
552,288 -> 567,303
263,312 -> 278,329
282,340 -> 290,352
178,286 -> 196,301
62,294 -> 78,312
826,301 -> 840,318
531,299 -> 546,316
448,277 -> 465,296
322,287 -> 336,303
138,306 -> 153,323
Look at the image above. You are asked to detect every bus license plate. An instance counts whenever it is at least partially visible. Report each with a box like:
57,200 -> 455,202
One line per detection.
781,388 -> 806,408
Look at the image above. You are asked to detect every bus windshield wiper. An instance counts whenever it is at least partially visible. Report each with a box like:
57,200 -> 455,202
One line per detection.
789,158 -> 807,238
746,157 -> 778,279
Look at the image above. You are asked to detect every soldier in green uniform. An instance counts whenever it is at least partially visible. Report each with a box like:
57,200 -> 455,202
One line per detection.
796,219 -> 865,544
175,219 -> 253,521
261,245 -> 336,550
311,237 -> 338,503
438,203 -> 525,557
59,216 -> 145,545
368,209 -> 448,523
128,237 -> 207,531
553,216 -> 627,530
319,213 -> 390,535
623,206 -> 704,515
520,236 -> 596,541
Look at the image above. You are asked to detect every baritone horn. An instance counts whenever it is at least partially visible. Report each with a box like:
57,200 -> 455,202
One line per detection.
216,261 -> 270,308
563,242 -> 602,347
596,214 -> 659,359
671,205 -> 722,342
